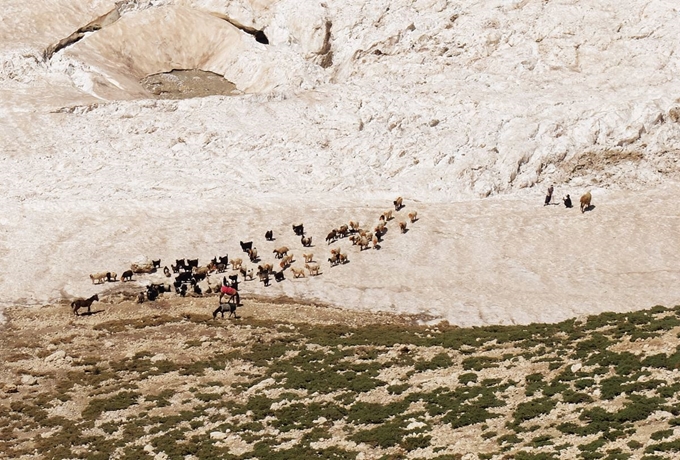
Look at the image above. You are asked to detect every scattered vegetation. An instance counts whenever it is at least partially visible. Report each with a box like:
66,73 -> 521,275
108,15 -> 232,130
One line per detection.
3,303 -> 680,458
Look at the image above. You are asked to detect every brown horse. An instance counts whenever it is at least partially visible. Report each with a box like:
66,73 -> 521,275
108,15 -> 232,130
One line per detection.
71,294 -> 99,316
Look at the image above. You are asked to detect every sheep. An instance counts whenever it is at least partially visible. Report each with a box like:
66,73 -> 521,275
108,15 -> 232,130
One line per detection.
187,259 -> 199,269
303,253 -> 314,263
359,236 -> 370,251
580,191 -> 592,213
71,294 -> 99,316
349,220 -> 360,233
337,225 -> 349,238
292,224 -> 305,236
301,236 -> 313,247
273,246 -> 289,259
131,263 -> 155,274
274,270 -> 285,282
372,236 -> 380,249
338,253 -> 349,264
349,234 -> 360,245
280,254 -> 294,270
305,263 -> 321,276
248,247 -> 259,263
121,270 -> 134,282
328,253 -> 340,266
291,267 -> 306,278
258,263 -> 274,275
398,221 -> 408,233
265,230 -> 274,241
170,264 -> 179,273
330,248 -> 341,257
230,258 -> 243,271
192,266 -> 210,281
326,229 -> 337,244
240,241 -> 253,252
106,272 -> 118,282
408,211 -> 418,223
89,272 -> 108,285
394,196 -> 403,211
381,210 -> 393,221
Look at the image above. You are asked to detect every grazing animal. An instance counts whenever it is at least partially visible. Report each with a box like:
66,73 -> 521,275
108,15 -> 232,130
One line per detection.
338,253 -> 349,264
71,294 -> 99,316
175,272 -> 193,284
131,263 -> 155,274
170,264 -> 179,273
121,270 -> 134,282
280,254 -> 294,269
228,274 -> 239,290
273,246 -> 289,259
372,236 -> 380,249
292,224 -> 305,236
408,211 -> 418,223
265,230 -> 274,241
301,236 -> 313,247
349,234 -> 359,245
248,247 -> 259,262
192,266 -> 210,282
89,272 -> 107,285
137,292 -> 145,303
259,271 -> 270,286
330,248 -> 341,257
305,263 -> 321,276
240,266 -> 255,281
291,267 -> 306,278
381,210 -> 393,221
359,236 -> 369,250
580,191 -> 592,213
274,270 -> 285,282
192,282 -> 203,296
163,266 -> 171,277
209,262 -> 227,273
328,253 -> 339,266
187,259 -> 199,269
326,229 -> 337,244
230,258 -> 243,270
240,241 -> 253,252
394,196 -> 403,211
398,221 -> 408,233
258,263 -> 274,275
349,221 -> 360,232
337,225 -> 349,238
218,255 -> 229,266
106,272 -> 118,282
152,259 -> 161,268
303,253 -> 314,263
175,259 -> 188,271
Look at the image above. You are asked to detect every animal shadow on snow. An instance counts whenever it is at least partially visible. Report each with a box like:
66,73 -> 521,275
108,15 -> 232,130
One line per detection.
584,204 -> 596,212
78,309 -> 105,316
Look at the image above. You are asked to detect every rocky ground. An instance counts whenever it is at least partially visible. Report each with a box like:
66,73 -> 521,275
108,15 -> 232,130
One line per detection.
3,294 -> 680,459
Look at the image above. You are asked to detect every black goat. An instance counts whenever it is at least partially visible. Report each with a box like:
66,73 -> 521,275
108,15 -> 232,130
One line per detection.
240,241 -> 253,252
292,224 -> 304,236
274,270 -> 285,282
152,259 -> 161,268
265,230 -> 274,241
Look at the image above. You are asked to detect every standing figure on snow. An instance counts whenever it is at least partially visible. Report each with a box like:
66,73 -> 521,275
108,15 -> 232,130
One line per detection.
544,184 -> 554,206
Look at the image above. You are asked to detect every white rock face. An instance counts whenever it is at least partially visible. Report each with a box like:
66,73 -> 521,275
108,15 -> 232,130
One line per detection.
1,0 -> 680,325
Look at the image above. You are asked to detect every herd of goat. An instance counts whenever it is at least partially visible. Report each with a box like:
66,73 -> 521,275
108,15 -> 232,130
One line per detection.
72,197 -> 418,315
